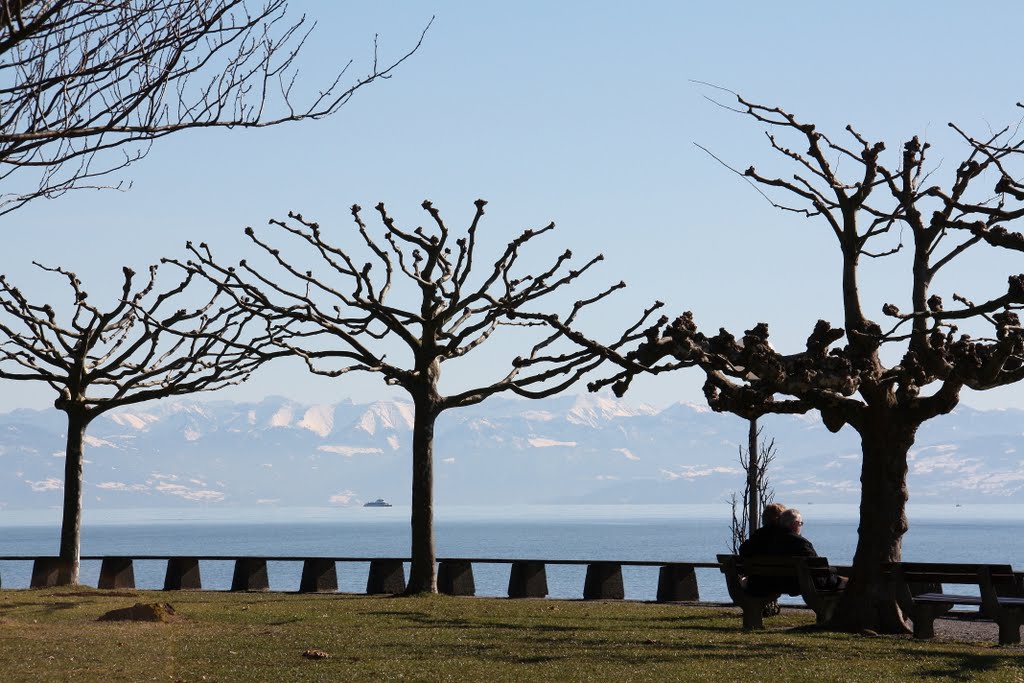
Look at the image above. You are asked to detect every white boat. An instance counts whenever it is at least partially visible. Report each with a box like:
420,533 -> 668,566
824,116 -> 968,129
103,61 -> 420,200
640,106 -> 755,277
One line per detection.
363,498 -> 393,508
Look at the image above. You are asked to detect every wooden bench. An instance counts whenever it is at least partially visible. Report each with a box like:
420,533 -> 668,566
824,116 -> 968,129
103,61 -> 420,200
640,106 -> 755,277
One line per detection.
886,562 -> 1024,645
717,554 -> 845,630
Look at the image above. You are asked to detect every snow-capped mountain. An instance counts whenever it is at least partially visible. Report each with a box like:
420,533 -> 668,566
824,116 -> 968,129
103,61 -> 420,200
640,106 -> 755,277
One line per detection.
2,393 -> 1023,510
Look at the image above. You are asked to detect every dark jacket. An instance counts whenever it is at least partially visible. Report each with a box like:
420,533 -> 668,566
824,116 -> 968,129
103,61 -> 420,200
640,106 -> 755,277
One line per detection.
766,531 -> 818,557
738,527 -> 837,597
738,525 -> 793,557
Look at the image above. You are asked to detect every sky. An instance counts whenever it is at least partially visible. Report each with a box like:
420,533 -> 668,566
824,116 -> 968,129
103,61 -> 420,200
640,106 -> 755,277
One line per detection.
4,1 -> 1024,413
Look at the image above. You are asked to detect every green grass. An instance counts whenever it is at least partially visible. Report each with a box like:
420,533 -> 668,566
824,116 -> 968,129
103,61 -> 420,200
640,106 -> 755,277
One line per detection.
0,589 -> 1021,682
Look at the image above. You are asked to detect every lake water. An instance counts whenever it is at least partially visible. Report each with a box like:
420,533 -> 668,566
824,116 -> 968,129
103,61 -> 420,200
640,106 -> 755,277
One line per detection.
1,504 -> 1021,602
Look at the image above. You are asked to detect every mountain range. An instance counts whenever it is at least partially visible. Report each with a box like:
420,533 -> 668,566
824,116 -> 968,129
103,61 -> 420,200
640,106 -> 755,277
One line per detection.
2,393 -> 1023,510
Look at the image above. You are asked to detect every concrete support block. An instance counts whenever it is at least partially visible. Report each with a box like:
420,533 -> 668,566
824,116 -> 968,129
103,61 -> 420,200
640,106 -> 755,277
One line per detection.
98,557 -> 136,589
657,564 -> 700,602
438,560 -> 475,596
584,562 -> 624,600
366,559 -> 406,594
30,558 -> 63,588
508,561 -> 548,598
231,558 -> 269,591
164,558 -> 202,590
299,559 -> 338,593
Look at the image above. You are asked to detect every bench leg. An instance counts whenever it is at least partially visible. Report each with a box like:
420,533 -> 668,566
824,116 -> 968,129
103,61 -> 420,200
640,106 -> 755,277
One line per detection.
741,604 -> 765,630
30,559 -> 63,588
366,560 -> 405,594
910,604 -> 951,639
657,565 -> 699,602
231,558 -> 269,591
98,557 -> 136,589
164,558 -> 202,590
912,618 -> 935,639
997,613 -> 1022,646
299,559 -> 338,593
438,561 -> 475,596
584,562 -> 624,600
808,595 -> 842,626
508,561 -> 548,598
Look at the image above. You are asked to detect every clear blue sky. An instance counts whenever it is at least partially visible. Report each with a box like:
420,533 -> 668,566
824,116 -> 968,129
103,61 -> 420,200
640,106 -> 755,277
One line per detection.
5,1 -> 1024,412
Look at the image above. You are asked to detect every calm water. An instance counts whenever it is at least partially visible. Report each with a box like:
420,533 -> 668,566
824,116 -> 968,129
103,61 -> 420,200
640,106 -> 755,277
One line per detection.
1,504 -> 1021,602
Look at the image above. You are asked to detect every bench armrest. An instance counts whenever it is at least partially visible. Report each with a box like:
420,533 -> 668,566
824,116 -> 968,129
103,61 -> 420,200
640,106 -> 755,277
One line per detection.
887,564 -> 917,616
716,554 -> 749,604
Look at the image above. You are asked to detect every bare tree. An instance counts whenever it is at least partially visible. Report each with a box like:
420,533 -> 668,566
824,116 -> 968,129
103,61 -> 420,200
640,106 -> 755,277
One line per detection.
172,199 -> 657,593
586,93 -> 1024,633
0,1 -> 429,214
728,418 -> 778,620
0,262 -> 269,584
729,418 -> 775,554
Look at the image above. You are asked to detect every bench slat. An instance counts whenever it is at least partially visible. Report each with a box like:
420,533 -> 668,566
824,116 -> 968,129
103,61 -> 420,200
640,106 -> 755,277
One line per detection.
913,593 -> 982,605
894,562 -> 1013,574
998,597 -> 1024,607
899,572 -> 1017,584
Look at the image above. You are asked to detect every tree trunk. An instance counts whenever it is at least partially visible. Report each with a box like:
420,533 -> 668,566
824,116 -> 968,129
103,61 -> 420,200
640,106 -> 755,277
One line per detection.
57,409 -> 90,585
406,397 -> 438,594
747,417 -> 759,533
828,414 -> 918,633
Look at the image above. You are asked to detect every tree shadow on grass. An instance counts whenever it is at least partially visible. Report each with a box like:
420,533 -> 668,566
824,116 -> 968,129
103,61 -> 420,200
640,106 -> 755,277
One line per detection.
346,614 -> 822,669
0,601 -> 81,614
267,616 -> 305,625
357,610 -> 584,635
627,611 -> 810,635
894,646 -> 1022,681
417,636 -> 817,669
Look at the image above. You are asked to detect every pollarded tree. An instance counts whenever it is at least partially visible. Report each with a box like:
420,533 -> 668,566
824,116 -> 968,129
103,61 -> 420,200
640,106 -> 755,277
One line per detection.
173,200 -> 657,593
0,262 -> 270,584
0,1 -> 428,213
586,94 -> 1024,633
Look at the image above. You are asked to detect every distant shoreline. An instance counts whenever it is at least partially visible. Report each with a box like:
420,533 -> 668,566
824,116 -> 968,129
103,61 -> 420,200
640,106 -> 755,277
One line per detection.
0,502 -> 1013,528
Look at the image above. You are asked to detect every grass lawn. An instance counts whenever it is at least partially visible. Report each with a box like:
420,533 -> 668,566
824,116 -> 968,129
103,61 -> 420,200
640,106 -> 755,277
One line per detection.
0,588 -> 1021,682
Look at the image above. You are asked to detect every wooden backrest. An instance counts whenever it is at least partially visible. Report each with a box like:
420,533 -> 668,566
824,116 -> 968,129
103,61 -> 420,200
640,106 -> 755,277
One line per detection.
718,554 -> 832,578
885,562 -> 1017,586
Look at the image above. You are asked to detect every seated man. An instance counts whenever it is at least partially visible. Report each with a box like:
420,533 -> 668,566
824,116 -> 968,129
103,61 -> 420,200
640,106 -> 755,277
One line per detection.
743,507 -> 845,596
739,502 -> 787,557
738,502 -> 788,609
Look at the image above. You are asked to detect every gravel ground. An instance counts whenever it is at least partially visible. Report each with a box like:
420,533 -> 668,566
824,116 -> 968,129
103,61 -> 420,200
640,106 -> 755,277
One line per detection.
931,613 -> 1021,647
714,603 -> 1022,647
